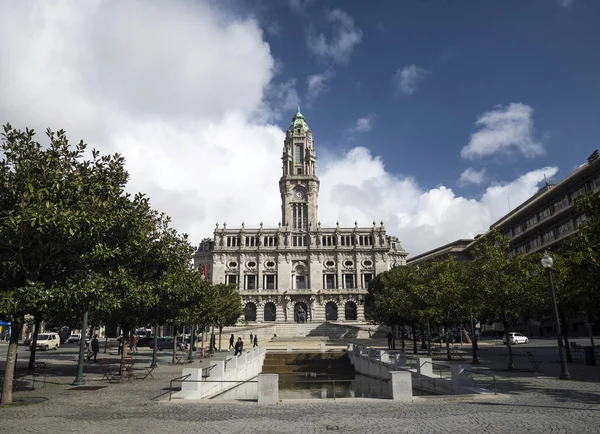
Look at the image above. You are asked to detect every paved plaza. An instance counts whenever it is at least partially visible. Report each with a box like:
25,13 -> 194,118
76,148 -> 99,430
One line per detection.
1,338 -> 599,433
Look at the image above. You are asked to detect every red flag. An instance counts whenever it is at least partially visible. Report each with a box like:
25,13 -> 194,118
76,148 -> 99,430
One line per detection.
203,264 -> 208,278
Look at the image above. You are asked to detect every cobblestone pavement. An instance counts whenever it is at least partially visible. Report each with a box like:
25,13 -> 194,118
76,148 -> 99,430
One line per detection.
1,342 -> 600,433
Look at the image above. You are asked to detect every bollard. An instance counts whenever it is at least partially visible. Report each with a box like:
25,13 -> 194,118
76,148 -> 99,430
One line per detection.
258,374 -> 278,405
390,371 -> 413,402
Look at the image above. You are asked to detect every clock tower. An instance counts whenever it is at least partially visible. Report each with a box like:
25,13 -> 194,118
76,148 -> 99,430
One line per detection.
280,106 -> 320,232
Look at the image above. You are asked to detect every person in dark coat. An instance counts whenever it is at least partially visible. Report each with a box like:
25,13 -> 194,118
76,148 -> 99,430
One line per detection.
387,332 -> 394,350
234,337 -> 244,356
229,334 -> 235,351
88,335 -> 100,362
250,333 -> 253,344
253,335 -> 258,348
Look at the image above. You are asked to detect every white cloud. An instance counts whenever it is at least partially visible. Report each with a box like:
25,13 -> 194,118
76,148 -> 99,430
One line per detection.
319,148 -> 559,255
461,103 -> 543,160
306,9 -> 362,64
306,69 -> 336,103
557,0 -> 575,7
458,168 -> 487,187
392,64 -> 428,96
0,1 -> 562,257
349,114 -> 375,133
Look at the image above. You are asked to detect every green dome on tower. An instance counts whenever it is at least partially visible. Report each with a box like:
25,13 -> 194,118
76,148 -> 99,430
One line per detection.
288,105 -> 310,132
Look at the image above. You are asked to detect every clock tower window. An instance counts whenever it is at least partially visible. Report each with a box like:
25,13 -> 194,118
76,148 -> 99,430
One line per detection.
294,144 -> 304,164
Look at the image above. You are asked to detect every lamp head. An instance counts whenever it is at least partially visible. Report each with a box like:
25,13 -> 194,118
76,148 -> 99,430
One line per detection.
541,251 -> 553,269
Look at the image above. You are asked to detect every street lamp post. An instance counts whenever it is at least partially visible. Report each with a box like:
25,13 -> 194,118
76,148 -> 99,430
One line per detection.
541,251 -> 571,380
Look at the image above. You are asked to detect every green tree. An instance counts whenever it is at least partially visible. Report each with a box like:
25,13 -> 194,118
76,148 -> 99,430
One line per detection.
567,192 -> 600,347
209,283 -> 242,351
470,230 -> 546,370
0,125 -> 137,404
417,257 -> 470,360
365,266 -> 419,351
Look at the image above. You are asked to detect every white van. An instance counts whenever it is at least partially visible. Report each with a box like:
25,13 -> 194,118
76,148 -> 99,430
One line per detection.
33,332 -> 60,351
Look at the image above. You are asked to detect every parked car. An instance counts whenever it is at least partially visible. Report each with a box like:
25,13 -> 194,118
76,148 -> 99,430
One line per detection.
150,337 -> 187,351
67,334 -> 81,344
503,332 -> 529,345
32,332 -> 60,351
136,336 -> 154,348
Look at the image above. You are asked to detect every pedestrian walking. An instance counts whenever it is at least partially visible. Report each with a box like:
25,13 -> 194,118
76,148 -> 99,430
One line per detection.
387,332 -> 393,350
130,333 -> 138,353
253,335 -> 257,348
117,334 -> 124,355
229,333 -> 235,351
234,337 -> 244,356
250,333 -> 253,344
88,335 -> 99,362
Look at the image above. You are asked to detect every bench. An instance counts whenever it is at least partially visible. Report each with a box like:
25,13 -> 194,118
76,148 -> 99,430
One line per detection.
527,352 -> 543,374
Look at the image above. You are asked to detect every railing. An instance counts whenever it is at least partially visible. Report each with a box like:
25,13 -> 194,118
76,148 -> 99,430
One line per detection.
420,360 -> 452,379
201,364 -> 217,378
169,373 -> 191,401
169,377 -> 258,401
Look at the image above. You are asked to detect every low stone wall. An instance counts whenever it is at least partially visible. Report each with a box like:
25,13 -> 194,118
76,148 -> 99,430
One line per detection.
347,344 -> 478,396
172,346 -> 267,400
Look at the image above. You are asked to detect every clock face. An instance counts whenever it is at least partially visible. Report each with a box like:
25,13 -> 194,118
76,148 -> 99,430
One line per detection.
295,190 -> 305,199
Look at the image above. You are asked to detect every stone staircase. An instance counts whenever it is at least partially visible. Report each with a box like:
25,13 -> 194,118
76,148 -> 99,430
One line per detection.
261,352 -> 355,385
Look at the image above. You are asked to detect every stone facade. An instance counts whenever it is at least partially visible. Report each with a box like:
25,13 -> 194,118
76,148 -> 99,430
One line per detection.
194,107 -> 407,323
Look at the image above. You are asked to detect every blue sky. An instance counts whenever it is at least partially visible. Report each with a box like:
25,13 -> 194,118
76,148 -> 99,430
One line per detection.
253,0 -> 600,191
0,0 -> 598,255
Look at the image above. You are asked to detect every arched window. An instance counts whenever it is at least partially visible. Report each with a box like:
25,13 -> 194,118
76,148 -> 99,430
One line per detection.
264,302 -> 276,322
244,303 -> 257,322
345,301 -> 357,321
325,302 -> 338,321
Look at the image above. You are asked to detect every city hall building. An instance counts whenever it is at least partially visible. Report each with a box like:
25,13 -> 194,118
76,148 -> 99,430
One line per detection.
194,107 -> 407,323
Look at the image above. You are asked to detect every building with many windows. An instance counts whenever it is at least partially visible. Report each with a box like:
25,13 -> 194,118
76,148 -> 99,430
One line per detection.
194,107 -> 407,323
407,150 -> 600,336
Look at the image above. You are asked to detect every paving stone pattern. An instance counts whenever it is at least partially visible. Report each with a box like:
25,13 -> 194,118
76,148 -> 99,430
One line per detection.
1,341 -> 600,433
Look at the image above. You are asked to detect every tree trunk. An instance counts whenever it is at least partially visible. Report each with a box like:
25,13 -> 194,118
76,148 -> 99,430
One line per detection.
28,320 -> 41,369
420,324 -> 427,349
445,335 -> 451,361
1,318 -> 24,405
151,325 -> 158,368
120,325 -> 130,376
587,314 -> 596,348
218,326 -> 223,352
172,326 -> 178,364
412,325 -> 418,354
188,327 -> 195,361
400,325 -> 405,351
503,322 -> 514,371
